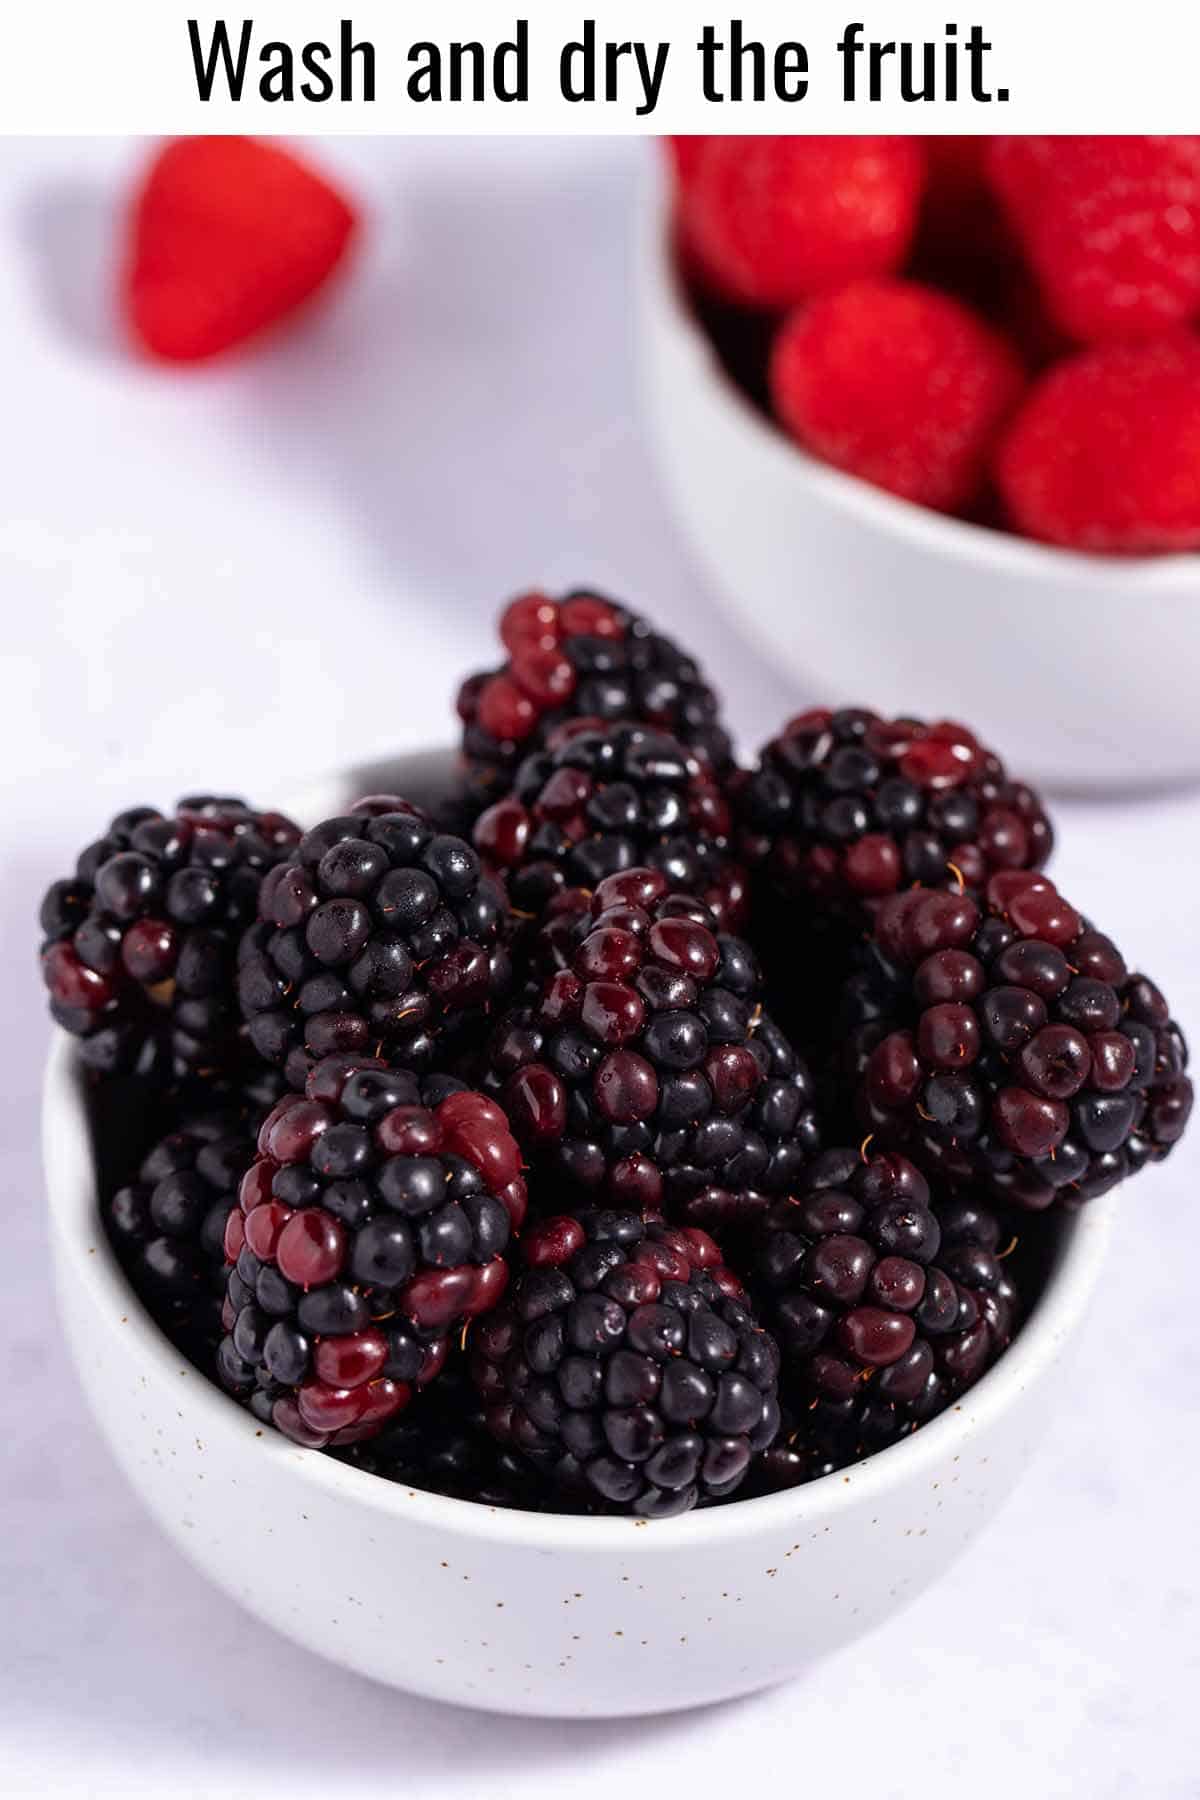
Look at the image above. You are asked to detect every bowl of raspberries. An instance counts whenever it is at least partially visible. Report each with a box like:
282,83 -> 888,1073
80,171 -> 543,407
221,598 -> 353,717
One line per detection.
41,590 -> 1192,1715
641,137 -> 1200,789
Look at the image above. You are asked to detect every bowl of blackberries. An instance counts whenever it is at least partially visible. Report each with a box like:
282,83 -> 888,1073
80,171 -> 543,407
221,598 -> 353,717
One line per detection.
639,137 -> 1200,789
41,590 -> 1192,1716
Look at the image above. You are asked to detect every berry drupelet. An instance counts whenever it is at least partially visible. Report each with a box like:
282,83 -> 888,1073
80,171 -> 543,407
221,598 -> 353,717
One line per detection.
484,868 -> 820,1229
333,1366 -> 550,1509
237,795 -> 513,1091
457,589 -> 733,812
40,796 -> 301,1075
107,1110 -> 257,1348
471,1210 -> 781,1516
845,875 -> 1193,1210
736,708 -> 1053,914
217,1054 -> 528,1449
474,719 -> 747,930
752,1146 -> 1020,1471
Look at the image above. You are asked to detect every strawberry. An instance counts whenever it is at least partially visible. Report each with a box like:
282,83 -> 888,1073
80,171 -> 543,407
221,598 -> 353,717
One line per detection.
123,137 -> 357,362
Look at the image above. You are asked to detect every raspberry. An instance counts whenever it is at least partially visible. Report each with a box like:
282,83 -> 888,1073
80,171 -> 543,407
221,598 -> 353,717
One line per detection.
678,136 -> 926,310
769,278 -> 1025,513
665,136 -> 709,184
987,136 -> 1200,345
39,797 -> 301,1077
124,136 -> 357,361
483,870 -> 820,1230
751,1148 -> 1021,1471
735,706 -> 1052,914
843,875 -> 1192,1210
473,720 -> 746,929
217,1055 -> 527,1449
470,1210 -> 780,1516
457,589 -> 732,812
236,795 -> 512,1090
995,339 -> 1200,553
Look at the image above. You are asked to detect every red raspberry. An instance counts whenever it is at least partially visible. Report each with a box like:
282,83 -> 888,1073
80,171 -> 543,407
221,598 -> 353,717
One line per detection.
664,136 -> 709,183
987,136 -> 1200,344
995,338 -> 1200,553
680,136 -> 925,310
769,278 -> 1025,513
124,136 -> 357,361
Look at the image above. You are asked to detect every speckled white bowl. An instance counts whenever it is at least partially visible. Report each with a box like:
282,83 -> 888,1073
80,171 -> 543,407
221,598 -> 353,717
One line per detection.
636,158 -> 1200,793
43,753 -> 1116,1718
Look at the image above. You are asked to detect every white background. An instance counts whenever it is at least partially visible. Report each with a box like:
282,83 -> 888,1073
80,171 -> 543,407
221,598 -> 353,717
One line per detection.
2,5 -> 1200,131
3,135 -> 1199,1799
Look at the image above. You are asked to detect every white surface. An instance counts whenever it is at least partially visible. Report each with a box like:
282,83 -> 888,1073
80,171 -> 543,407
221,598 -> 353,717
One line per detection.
3,135 -> 1199,1795
638,160 -> 1200,790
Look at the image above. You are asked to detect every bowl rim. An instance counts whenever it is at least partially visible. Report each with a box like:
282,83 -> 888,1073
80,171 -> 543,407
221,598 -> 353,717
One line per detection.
44,1030 -> 1116,1555
639,151 -> 1200,592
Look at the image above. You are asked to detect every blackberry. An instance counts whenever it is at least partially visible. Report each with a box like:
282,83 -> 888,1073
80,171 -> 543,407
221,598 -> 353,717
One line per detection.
107,1111 -> 257,1349
484,869 -> 820,1229
217,1053 -> 527,1450
474,720 -> 747,930
752,1146 -> 1020,1469
845,875 -> 1192,1209
236,795 -> 513,1091
457,588 -> 733,812
736,708 -> 1052,914
471,1211 -> 780,1516
39,796 -> 301,1075
745,1407 -> 842,1493
333,1367 -> 550,1509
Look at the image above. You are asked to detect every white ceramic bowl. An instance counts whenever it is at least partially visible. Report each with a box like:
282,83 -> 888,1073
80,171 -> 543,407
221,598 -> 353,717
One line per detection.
43,753 -> 1116,1718
636,161 -> 1200,793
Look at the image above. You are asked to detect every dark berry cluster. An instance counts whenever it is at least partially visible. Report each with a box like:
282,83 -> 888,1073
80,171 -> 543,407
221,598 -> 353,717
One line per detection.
737,709 -> 1052,913
474,719 -> 746,928
846,876 -> 1193,1209
42,588 -> 1193,1516
484,868 -> 819,1228
217,1054 -> 527,1449
458,589 -> 732,810
40,796 -> 301,1075
237,795 -> 512,1090
750,1146 -> 1018,1472
471,1211 -> 779,1516
107,1110 -> 258,1344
